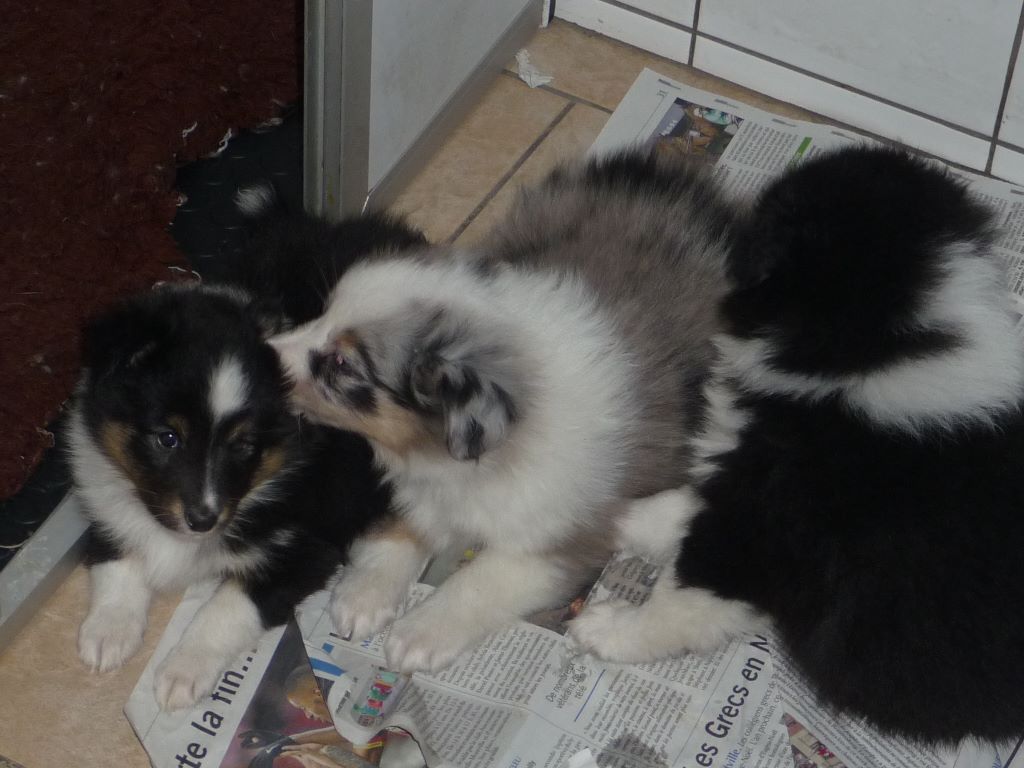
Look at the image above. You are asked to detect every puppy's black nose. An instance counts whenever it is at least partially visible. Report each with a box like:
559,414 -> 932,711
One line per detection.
185,504 -> 219,532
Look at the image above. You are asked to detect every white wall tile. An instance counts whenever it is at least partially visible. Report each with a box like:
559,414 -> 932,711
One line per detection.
694,37 -> 992,169
698,0 -> 1021,135
992,144 -> 1024,184
1000,44 -> 1024,148
617,0 -> 695,26
556,0 -> 692,63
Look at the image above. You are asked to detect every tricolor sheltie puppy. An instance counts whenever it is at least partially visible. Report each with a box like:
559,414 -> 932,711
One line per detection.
70,189 -> 423,710
270,150 -> 735,674
571,146 -> 1024,743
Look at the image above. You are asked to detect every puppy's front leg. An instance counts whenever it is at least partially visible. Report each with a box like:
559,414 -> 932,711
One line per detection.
569,576 -> 763,663
617,487 -> 703,563
78,554 -> 152,672
154,579 -> 263,711
330,518 -> 429,642
385,549 -> 567,674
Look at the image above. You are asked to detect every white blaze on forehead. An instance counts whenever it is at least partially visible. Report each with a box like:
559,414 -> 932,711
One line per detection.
209,357 -> 249,421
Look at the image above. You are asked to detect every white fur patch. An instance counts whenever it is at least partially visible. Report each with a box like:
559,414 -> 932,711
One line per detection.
154,580 -> 263,711
330,533 -> 428,642
690,379 -> 749,479
617,487 -> 703,563
234,184 -> 275,217
384,550 -> 568,674
209,356 -> 249,422
78,558 -> 152,672
718,242 -> 1024,434
570,578 -> 762,663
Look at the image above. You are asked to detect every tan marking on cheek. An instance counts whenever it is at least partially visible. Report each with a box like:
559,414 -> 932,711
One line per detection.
163,496 -> 188,532
356,394 -> 436,455
333,330 -> 361,353
250,446 -> 287,490
290,380 -> 329,415
291,380 -> 438,456
100,421 -> 142,482
169,497 -> 184,519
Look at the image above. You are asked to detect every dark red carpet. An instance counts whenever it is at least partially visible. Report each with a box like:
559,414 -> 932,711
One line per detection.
0,1 -> 300,497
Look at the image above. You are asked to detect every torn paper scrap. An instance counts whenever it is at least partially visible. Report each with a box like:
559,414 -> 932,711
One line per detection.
515,49 -> 553,88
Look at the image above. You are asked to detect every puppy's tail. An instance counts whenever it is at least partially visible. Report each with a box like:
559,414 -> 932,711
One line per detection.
234,183 -> 282,220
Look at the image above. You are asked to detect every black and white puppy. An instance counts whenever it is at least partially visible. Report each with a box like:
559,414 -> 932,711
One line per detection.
571,146 -> 1024,743
71,190 -> 423,710
270,150 -> 736,674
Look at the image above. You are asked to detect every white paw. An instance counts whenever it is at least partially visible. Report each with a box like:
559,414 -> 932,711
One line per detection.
154,645 -> 226,711
568,600 -> 648,663
384,600 -> 484,674
78,606 -> 147,672
330,565 -> 411,641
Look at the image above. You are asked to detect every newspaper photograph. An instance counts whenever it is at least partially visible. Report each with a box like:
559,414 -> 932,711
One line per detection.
125,68 -> 1024,768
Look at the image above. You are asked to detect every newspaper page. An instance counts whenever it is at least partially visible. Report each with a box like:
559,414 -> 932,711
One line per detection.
128,561 -> 1012,768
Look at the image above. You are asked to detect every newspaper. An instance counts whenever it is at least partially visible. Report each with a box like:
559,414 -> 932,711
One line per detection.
127,560 -> 1014,768
127,69 -> 1024,768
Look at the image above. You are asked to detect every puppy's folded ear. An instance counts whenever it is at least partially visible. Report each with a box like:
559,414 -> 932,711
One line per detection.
81,299 -> 164,380
409,315 -> 521,461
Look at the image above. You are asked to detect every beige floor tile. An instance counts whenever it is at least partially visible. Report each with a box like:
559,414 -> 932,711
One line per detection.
455,101 -> 610,246
517,19 -> 822,123
390,74 -> 569,243
0,565 -> 179,767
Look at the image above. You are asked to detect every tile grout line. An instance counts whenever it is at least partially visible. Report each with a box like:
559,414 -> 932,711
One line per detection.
688,0 -> 701,66
500,70 -> 614,114
587,0 -> 693,33
996,137 -> 1024,155
986,4 -> 1024,173
538,84 -> 614,114
694,30 -> 994,142
445,101 -> 576,245
795,111 -> 998,179
508,23 -> 1008,180
554,5 -> 992,147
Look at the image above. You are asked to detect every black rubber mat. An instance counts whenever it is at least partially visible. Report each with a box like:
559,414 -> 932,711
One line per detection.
0,413 -> 72,571
172,104 -> 303,277
0,106 -> 303,572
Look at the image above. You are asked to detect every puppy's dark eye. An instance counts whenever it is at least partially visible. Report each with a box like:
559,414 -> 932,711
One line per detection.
335,353 -> 351,373
155,430 -> 180,449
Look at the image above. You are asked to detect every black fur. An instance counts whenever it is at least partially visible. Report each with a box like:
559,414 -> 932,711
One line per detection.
74,192 -> 424,637
724,147 -> 992,375
677,147 -> 1024,743
230,183 -> 426,328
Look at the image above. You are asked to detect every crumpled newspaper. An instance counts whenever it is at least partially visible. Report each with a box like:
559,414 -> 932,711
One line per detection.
515,48 -> 553,88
